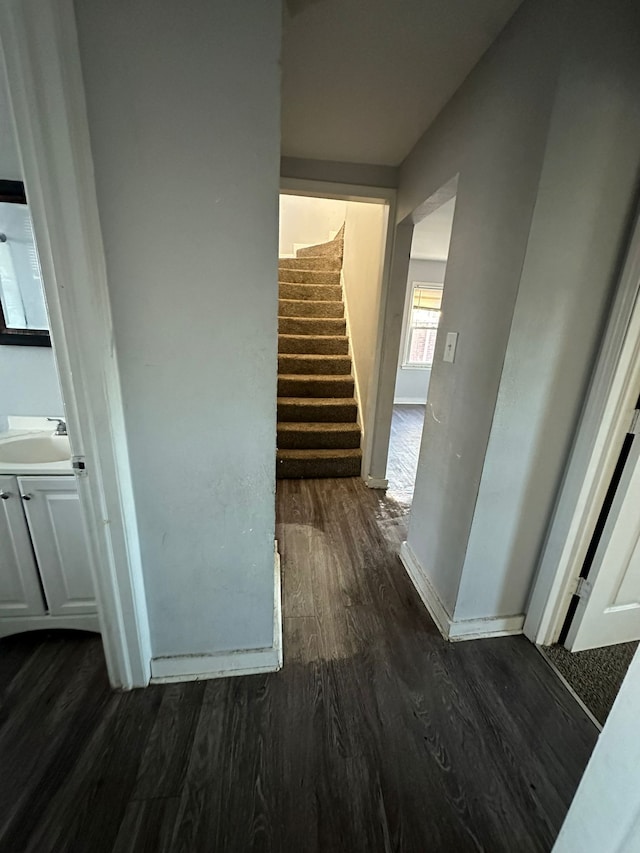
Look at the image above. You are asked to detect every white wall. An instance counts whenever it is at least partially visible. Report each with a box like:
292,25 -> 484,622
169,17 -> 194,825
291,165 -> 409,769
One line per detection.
279,194 -> 346,256
394,259 -> 446,404
342,200 -> 388,454
398,0 -> 561,613
553,648 -> 640,853
0,59 -> 63,430
74,0 -> 281,659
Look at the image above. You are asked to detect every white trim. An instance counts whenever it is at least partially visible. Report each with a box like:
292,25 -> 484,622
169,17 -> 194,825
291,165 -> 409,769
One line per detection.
399,541 -> 451,638
366,476 -> 389,489
0,0 -> 151,688
525,209 -> 640,646
399,541 -> 524,641
150,545 -> 283,684
0,614 -> 100,640
279,176 -> 398,484
448,614 -> 525,641
393,397 -> 429,405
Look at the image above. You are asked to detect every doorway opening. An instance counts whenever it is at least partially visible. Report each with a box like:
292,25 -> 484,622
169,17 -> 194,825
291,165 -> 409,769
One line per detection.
386,194 -> 456,507
277,185 -> 392,481
0,3 -> 150,689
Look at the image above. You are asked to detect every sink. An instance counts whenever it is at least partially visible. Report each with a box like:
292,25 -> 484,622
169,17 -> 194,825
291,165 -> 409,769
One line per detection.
0,434 -> 71,464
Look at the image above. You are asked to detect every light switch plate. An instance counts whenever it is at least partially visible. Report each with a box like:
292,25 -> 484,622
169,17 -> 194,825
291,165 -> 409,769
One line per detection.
443,332 -> 458,363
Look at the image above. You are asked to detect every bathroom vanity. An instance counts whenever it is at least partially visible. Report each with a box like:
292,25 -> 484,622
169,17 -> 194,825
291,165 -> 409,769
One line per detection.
0,420 -> 98,638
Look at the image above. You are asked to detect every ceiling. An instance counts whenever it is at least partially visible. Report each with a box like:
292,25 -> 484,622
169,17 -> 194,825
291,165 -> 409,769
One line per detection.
282,0 -> 522,166
411,197 -> 456,261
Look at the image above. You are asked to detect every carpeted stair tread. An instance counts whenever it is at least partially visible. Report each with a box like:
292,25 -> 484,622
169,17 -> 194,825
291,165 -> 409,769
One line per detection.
278,298 -> 344,318
276,447 -> 362,479
279,255 -> 342,271
276,226 -> 358,477
278,374 -> 354,398
279,316 -> 347,335
278,353 -> 352,375
279,268 -> 341,285
277,421 -> 361,449
278,282 -> 342,301
278,334 -> 349,355
277,397 -> 358,423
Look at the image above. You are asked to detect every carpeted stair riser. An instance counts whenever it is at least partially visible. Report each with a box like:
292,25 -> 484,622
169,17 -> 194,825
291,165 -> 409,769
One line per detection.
278,316 -> 346,335
278,299 -> 344,318
278,374 -> 354,398
278,334 -> 349,355
278,282 -> 342,301
278,268 -> 341,285
277,422 -> 361,450
277,397 -> 357,423
296,228 -> 344,259
279,256 -> 341,271
278,354 -> 351,375
276,448 -> 362,479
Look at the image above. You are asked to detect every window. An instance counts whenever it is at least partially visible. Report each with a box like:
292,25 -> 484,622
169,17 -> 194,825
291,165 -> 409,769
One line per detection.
403,282 -> 442,368
0,180 -> 50,347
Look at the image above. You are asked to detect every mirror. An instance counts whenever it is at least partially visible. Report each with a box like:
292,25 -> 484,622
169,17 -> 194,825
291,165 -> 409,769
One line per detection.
0,180 -> 50,347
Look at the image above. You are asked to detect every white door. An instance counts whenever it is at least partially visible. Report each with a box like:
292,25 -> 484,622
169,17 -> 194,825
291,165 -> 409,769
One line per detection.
18,475 -> 96,617
0,475 -> 46,617
566,417 -> 640,650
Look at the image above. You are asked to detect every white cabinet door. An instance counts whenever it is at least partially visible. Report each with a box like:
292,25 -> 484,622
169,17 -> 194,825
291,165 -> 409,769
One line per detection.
566,433 -> 640,650
18,476 -> 96,617
0,475 -> 46,617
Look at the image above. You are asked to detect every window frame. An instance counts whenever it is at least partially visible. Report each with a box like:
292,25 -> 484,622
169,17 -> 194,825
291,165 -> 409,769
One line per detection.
0,179 -> 51,347
402,281 -> 443,369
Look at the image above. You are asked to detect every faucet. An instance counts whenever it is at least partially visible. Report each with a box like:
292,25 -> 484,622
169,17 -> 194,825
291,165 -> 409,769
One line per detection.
47,417 -> 68,436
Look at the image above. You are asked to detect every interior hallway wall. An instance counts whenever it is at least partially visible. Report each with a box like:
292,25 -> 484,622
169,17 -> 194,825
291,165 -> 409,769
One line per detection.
398,0 -> 563,613
456,0 -> 640,623
279,194 -> 346,256
342,200 -> 388,460
74,0 -> 281,660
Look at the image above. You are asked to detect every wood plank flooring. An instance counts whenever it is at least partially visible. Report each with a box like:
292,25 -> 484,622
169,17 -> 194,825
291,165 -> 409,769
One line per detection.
0,478 -> 597,852
386,404 -> 425,505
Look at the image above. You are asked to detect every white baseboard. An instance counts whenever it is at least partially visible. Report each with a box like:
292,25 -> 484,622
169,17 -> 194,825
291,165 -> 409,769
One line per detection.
399,541 -> 524,642
366,475 -> 388,489
393,398 -> 427,405
150,544 -> 283,684
399,541 -> 451,639
447,613 -> 525,641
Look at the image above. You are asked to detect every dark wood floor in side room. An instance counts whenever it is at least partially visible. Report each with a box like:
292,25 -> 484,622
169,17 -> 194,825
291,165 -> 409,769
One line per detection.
0,479 -> 597,853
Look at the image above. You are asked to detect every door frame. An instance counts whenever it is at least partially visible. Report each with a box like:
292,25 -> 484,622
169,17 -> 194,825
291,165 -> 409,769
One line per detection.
280,177 -> 397,485
0,0 -> 151,688
525,205 -> 640,646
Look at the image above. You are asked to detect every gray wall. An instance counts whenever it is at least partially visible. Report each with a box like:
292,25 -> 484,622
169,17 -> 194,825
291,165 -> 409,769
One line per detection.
74,0 -> 281,658
394,259 -> 446,404
402,0 -> 640,624
0,61 -> 63,428
456,0 -> 640,622
400,0 -> 562,612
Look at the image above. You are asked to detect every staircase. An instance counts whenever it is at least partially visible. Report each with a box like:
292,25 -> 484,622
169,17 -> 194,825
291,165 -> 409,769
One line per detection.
277,228 -> 362,478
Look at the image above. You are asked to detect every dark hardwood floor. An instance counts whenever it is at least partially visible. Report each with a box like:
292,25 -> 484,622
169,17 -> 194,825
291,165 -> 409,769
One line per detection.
0,478 -> 597,852
386,404 -> 425,506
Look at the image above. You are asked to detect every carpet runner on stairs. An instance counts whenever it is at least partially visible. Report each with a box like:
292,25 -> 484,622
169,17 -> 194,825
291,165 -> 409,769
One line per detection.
277,227 -> 362,479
